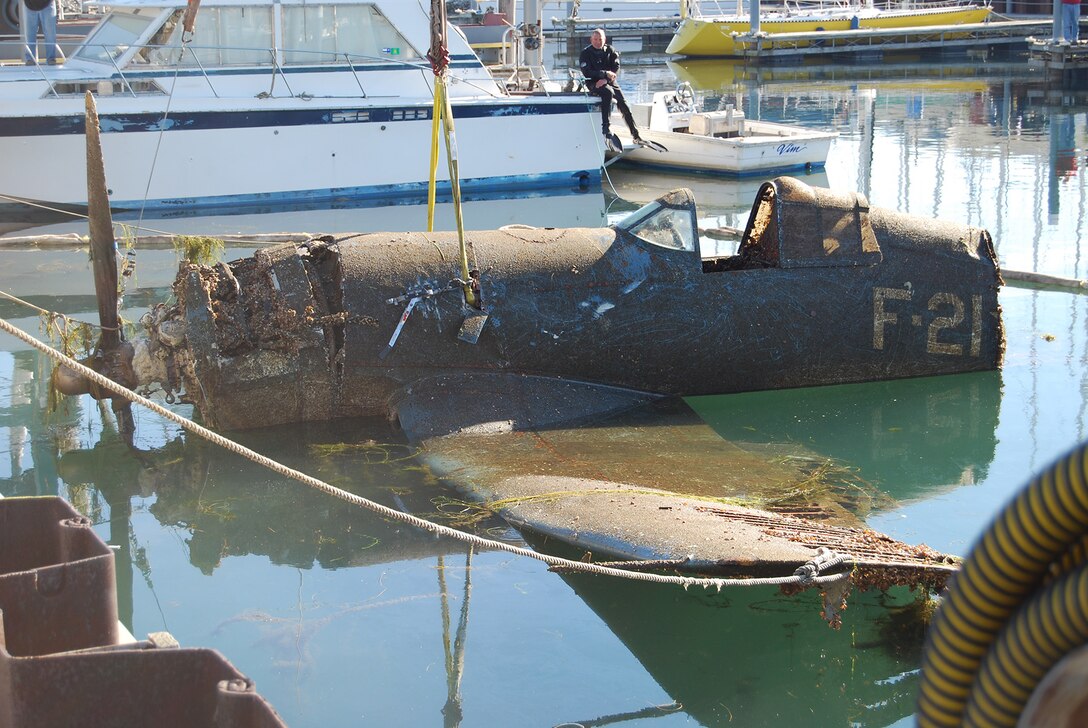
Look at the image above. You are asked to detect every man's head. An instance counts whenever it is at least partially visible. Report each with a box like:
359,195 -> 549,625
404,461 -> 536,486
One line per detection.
590,29 -> 606,49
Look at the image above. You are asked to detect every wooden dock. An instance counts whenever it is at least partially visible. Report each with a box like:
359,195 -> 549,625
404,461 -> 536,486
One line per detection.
1028,37 -> 1088,75
543,15 -> 1053,60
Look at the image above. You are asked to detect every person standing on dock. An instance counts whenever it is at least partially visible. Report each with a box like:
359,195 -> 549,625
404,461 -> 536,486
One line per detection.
579,28 -> 642,151
1061,0 -> 1081,43
21,0 -> 58,65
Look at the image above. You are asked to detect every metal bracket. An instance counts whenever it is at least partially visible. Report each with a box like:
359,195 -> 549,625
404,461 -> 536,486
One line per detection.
457,309 -> 489,344
380,281 -> 463,359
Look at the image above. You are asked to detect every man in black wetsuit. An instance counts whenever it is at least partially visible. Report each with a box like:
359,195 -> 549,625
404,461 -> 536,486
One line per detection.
579,28 -> 642,149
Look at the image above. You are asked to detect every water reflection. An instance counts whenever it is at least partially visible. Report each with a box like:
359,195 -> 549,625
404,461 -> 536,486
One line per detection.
688,372 -> 1002,504
0,186 -> 609,240
34,397 -> 947,726
57,419 -> 513,575
556,566 -> 927,727
666,55 -> 1025,92
605,166 -> 828,208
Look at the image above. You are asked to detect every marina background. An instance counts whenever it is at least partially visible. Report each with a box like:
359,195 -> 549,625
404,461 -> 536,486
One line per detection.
2,42 -> 1087,726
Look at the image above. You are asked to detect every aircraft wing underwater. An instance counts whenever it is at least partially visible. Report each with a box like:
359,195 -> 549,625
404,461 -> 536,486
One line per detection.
58,177 -> 1001,593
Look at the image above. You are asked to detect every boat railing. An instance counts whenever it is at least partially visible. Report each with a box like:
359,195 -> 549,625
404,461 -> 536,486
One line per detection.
690,0 -> 985,16
4,40 -> 509,101
146,43 -> 441,101
465,24 -> 577,95
486,24 -> 551,92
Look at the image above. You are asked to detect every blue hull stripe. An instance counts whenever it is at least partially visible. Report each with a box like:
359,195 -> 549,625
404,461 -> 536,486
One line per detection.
614,159 -> 827,178
0,169 -> 604,214
0,98 -> 597,136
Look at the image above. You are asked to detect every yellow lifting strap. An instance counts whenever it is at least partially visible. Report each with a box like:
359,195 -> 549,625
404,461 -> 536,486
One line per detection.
427,82 -> 442,232
426,1 -> 477,309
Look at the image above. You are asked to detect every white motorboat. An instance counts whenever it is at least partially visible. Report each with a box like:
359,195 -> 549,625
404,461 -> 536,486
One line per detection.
0,0 -> 604,213
449,0 -> 680,54
607,83 -> 836,175
451,0 -> 682,26
548,0 -> 683,22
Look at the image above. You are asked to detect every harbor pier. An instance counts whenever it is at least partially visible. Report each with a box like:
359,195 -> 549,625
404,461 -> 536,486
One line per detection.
1028,37 -> 1088,78
537,15 -> 1057,61
732,18 -> 1051,60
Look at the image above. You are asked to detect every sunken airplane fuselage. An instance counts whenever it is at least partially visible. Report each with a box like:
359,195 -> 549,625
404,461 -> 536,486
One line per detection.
137,177 -> 1004,431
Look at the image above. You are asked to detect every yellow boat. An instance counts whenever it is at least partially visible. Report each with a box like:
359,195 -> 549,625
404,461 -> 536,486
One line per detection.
666,2 -> 993,56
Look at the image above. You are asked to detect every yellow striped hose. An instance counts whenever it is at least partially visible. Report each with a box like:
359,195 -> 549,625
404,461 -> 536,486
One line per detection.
917,442 -> 1088,726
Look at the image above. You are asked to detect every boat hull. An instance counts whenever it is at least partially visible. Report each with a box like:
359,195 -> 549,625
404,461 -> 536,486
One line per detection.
610,120 -> 835,175
666,6 -> 993,56
0,94 -> 602,211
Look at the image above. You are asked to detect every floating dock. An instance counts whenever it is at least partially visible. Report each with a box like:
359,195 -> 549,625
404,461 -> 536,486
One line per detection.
543,16 -> 1054,60
731,18 -> 1051,60
1028,37 -> 1088,76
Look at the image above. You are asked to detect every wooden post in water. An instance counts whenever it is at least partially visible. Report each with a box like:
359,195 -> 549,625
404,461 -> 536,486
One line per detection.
84,91 -> 135,443
84,92 -> 120,350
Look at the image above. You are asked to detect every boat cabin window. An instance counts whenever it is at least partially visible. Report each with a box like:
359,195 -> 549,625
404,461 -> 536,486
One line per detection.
616,198 -> 697,254
282,5 -> 418,64
145,7 -> 275,66
134,10 -> 183,64
127,3 -> 417,67
74,7 -> 163,63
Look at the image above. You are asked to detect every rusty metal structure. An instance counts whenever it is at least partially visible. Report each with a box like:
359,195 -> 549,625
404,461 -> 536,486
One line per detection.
124,177 -> 1004,432
0,496 -> 285,728
0,497 -> 118,657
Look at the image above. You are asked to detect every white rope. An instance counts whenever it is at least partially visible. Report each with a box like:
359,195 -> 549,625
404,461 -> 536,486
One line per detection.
0,314 -> 854,591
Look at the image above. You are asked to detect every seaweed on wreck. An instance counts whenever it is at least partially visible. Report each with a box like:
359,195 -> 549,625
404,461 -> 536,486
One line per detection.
761,455 -> 893,522
308,440 -> 421,465
173,235 -> 225,266
184,253 -> 306,357
853,587 -> 941,660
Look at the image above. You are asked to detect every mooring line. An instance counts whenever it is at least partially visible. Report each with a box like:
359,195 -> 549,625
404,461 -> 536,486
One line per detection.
0,314 -> 857,591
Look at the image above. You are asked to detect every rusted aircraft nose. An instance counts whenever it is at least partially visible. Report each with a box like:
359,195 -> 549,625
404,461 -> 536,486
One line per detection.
52,361 -> 93,397
50,343 -> 136,400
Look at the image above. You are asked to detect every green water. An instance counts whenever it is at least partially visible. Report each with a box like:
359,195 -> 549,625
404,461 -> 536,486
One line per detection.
2,51 -> 1088,726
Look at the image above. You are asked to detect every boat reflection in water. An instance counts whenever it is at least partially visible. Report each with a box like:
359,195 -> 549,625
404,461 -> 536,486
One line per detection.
602,165 -> 832,251
605,165 -> 831,210
0,185 -> 609,241
664,55 -> 1009,94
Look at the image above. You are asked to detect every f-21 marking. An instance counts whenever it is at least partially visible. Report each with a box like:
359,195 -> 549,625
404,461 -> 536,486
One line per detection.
873,286 -> 984,357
